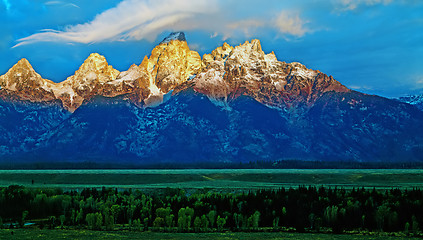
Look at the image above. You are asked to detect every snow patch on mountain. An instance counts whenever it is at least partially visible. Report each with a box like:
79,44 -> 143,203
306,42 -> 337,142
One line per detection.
397,94 -> 423,111
290,62 -> 318,79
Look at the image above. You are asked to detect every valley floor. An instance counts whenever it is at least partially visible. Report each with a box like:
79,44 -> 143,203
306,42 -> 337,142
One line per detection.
0,169 -> 422,190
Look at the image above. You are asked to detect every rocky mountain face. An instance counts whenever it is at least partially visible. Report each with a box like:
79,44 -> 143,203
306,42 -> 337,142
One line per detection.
0,32 -> 201,112
189,39 -> 349,112
0,96 -> 69,158
139,32 -> 201,106
0,59 -> 57,102
1,32 -> 423,165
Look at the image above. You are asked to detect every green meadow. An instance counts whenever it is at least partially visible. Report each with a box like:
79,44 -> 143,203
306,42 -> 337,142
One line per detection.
0,169 -> 422,190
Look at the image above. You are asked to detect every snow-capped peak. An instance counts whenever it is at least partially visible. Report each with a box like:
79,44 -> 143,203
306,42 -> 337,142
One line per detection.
0,34 -> 350,113
160,32 -> 186,44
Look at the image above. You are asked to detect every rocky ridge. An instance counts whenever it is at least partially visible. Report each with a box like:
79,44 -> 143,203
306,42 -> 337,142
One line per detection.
0,32 -> 347,112
191,39 -> 349,111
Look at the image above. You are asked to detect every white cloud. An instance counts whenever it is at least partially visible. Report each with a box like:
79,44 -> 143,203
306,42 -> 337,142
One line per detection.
274,11 -> 308,37
14,0 -> 217,47
224,11 -> 310,40
334,0 -> 393,11
13,0 -> 311,47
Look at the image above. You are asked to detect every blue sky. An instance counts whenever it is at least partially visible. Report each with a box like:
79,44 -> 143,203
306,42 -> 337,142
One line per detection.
1,0 -> 422,97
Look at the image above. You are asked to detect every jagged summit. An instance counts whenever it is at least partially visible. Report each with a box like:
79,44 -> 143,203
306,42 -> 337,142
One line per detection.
0,58 -> 57,102
160,32 -> 186,44
15,58 -> 32,69
0,34 -> 349,112
7,58 -> 37,75
140,31 -> 201,102
81,53 -> 108,68
193,39 -> 349,110
73,53 -> 120,81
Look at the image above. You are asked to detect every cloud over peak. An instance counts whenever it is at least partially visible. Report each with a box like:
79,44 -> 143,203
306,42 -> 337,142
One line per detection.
14,0 -> 217,47
13,0 -> 311,47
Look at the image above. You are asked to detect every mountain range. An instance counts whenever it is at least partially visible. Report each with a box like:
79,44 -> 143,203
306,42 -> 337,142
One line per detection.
1,32 -> 423,166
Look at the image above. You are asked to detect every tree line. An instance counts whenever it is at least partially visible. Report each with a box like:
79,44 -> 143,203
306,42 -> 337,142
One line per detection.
2,160 -> 423,169
0,185 -> 422,235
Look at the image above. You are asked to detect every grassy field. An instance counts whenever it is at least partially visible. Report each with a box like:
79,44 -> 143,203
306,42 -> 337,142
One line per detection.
0,229 -> 415,240
0,169 -> 422,190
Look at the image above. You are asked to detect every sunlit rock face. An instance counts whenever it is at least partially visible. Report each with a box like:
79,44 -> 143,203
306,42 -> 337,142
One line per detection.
53,53 -> 121,112
0,58 -> 57,102
0,32 -> 423,164
140,32 -> 202,107
0,33 -> 347,113
190,39 -> 349,112
0,32 -> 202,111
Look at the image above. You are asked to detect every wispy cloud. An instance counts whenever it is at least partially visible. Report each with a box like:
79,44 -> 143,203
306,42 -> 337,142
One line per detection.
210,32 -> 218,38
225,11 -> 310,40
45,1 -> 80,8
349,85 -> 374,90
13,0 -> 312,47
274,11 -> 308,37
334,0 -> 393,11
227,19 -> 265,37
14,0 -> 216,47
2,0 -> 10,11
411,75 -> 423,90
188,43 -> 206,52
